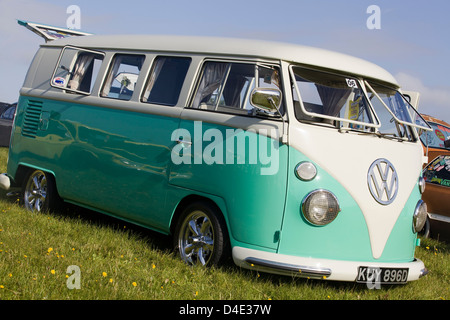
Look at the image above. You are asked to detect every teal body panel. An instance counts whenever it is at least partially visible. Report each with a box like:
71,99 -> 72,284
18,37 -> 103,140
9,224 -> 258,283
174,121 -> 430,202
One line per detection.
380,185 -> 420,262
8,96 -> 419,261
8,96 -> 289,250
9,96 -> 179,232
278,147 -> 418,262
169,119 -> 288,250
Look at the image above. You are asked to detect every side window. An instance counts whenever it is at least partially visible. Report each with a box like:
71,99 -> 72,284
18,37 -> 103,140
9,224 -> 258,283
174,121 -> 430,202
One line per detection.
142,56 -> 191,106
191,61 -> 282,116
101,54 -> 145,100
51,46 -> 104,95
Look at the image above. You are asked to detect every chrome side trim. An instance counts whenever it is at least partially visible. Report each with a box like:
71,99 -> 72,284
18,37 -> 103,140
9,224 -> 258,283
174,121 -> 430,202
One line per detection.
244,257 -> 332,279
428,213 -> 450,224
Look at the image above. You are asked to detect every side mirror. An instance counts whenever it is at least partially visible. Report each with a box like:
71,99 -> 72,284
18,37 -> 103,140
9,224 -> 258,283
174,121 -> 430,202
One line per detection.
250,88 -> 282,112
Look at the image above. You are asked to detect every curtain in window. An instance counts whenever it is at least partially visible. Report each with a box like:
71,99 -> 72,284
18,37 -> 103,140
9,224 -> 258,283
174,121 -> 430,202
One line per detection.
192,62 -> 229,108
142,57 -> 166,102
68,55 -> 94,90
101,56 -> 123,97
316,84 -> 351,117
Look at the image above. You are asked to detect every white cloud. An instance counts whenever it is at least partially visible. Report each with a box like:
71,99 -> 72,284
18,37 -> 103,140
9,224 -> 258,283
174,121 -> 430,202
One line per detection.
395,72 -> 450,124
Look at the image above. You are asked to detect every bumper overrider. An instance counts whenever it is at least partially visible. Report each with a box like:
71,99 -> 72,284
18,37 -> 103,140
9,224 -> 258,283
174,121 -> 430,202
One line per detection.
232,247 -> 428,283
0,173 -> 11,191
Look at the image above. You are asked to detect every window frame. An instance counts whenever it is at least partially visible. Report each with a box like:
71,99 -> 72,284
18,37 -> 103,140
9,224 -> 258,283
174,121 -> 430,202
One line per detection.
140,55 -> 192,107
50,45 -> 105,95
100,53 -> 146,101
189,59 -> 285,118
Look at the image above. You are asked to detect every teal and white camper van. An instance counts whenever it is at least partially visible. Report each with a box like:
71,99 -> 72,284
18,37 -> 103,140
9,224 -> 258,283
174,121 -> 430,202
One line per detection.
0,33 -> 431,284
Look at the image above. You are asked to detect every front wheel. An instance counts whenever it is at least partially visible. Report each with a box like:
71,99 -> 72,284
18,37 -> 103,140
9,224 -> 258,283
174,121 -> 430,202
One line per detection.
22,170 -> 60,213
174,201 -> 229,267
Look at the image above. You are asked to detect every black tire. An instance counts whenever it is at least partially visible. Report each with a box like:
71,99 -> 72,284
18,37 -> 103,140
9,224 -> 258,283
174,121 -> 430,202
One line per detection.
22,169 -> 61,213
173,201 -> 230,267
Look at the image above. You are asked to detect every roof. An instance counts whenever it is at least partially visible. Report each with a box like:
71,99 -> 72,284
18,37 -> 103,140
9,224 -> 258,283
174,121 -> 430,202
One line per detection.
422,114 -> 450,128
43,34 -> 399,87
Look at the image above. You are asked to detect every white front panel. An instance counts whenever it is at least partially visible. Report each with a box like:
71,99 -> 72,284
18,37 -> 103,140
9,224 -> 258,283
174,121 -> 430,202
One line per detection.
289,123 -> 423,258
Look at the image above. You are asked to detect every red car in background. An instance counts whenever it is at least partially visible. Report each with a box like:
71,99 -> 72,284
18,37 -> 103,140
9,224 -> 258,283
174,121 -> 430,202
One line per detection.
420,114 -> 450,242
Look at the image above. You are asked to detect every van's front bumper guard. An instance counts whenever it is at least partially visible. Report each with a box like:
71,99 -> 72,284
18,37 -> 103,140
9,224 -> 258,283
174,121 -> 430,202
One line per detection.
0,173 -> 11,191
232,246 -> 428,283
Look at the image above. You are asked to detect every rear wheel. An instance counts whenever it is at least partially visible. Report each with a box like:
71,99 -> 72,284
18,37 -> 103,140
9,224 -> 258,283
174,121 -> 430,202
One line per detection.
22,170 -> 60,213
174,201 -> 229,267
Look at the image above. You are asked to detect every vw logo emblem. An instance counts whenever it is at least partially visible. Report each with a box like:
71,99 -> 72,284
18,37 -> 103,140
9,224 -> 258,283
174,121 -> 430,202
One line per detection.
367,159 -> 399,205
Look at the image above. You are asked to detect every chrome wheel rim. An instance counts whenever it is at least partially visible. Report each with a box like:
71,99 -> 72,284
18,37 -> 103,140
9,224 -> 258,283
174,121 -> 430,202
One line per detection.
24,171 -> 48,212
178,210 -> 214,265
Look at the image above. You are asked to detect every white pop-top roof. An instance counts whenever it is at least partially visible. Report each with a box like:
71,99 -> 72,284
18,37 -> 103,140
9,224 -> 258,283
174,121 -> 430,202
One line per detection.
44,34 -> 399,87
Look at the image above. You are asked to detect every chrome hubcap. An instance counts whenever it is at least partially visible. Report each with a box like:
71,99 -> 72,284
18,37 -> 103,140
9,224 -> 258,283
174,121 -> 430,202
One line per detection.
178,211 -> 214,265
24,171 -> 48,212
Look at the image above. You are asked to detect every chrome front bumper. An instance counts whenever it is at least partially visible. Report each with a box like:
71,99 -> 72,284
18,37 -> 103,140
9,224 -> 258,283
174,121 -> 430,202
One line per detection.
0,173 -> 11,191
232,246 -> 428,282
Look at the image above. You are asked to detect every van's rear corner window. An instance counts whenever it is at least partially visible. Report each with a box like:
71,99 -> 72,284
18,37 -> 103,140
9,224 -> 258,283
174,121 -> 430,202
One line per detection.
51,46 -> 105,95
142,56 -> 191,106
101,54 -> 145,101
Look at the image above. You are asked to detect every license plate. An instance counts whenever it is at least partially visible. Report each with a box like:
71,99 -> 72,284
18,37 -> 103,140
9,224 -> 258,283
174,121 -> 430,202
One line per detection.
356,266 -> 409,284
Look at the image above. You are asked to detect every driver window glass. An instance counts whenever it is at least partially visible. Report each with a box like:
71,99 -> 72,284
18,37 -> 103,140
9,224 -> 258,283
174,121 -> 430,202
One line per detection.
191,61 -> 282,116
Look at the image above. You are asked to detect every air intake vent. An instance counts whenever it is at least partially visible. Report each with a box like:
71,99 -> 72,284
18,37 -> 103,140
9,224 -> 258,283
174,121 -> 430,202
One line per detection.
22,100 -> 43,138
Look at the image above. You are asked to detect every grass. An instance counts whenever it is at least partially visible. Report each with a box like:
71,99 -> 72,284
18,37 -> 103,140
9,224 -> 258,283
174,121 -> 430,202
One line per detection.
0,147 -> 448,300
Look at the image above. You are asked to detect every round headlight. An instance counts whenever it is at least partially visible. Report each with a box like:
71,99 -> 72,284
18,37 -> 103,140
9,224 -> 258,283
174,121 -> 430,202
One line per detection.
295,162 -> 317,181
413,200 -> 428,233
418,176 -> 426,194
302,190 -> 341,226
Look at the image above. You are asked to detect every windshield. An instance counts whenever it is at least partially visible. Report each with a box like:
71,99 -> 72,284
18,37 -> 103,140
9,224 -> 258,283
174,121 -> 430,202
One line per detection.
365,81 -> 431,136
420,121 -> 450,149
290,66 -> 379,132
290,65 -> 431,141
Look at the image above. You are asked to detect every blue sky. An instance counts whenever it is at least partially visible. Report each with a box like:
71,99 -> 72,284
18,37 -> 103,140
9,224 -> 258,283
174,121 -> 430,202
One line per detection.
1,0 -> 449,123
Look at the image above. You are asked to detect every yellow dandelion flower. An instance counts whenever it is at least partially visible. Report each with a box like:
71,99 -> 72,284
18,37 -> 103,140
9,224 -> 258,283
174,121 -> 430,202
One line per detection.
0,285 -> 4,289
109,278 -> 113,283
132,282 -> 137,287
8,273 -> 12,277
102,272 -> 107,277
51,270 -> 55,275
152,264 -> 156,269
48,248 -> 53,253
